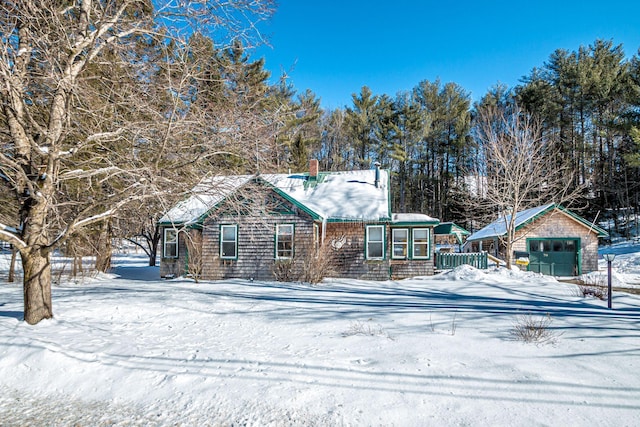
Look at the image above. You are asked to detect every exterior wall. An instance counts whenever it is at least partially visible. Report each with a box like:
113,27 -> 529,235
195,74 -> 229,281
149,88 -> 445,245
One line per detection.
324,222 -> 387,280
159,227 -> 195,278
469,210 -> 601,274
323,223 -> 436,280
160,220 -> 437,281
513,210 -> 600,273
201,211 -> 315,281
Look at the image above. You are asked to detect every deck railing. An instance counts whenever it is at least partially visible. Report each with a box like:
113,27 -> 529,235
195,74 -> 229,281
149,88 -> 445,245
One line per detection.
436,252 -> 488,270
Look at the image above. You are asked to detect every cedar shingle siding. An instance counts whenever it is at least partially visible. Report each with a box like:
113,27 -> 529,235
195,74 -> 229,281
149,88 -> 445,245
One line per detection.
324,223 -> 435,280
160,215 -> 436,281
201,211 -> 315,281
513,210 -> 600,273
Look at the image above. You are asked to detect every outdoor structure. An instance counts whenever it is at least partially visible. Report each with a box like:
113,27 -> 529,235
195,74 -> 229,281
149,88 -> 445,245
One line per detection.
159,160 -> 439,281
434,222 -> 470,252
464,204 -> 608,276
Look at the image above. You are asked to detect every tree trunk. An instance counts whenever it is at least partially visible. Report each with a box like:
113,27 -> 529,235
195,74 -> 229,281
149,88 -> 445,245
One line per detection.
95,219 -> 112,273
8,247 -> 18,283
148,224 -> 161,267
73,256 -> 83,277
22,248 -> 53,325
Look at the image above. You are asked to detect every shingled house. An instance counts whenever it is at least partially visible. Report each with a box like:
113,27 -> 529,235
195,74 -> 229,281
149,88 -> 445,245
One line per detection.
159,160 -> 439,281
465,204 -> 608,276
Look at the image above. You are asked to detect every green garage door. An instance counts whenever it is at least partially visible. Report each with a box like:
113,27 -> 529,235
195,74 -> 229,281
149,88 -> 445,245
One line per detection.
528,239 -> 578,276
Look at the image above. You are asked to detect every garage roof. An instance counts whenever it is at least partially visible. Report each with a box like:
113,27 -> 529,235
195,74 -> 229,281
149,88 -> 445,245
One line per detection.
467,204 -> 608,241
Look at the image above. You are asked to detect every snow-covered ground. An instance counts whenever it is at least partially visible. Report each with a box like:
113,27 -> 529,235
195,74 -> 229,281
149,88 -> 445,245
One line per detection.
1,247 -> 639,426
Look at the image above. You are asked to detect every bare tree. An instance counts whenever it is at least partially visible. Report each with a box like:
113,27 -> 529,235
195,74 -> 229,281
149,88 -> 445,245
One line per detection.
0,0 -> 276,324
184,230 -> 204,283
473,104 -> 582,268
114,203 -> 163,267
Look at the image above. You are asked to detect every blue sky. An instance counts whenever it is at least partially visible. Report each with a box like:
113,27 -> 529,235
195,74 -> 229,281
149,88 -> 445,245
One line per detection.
255,1 -> 640,109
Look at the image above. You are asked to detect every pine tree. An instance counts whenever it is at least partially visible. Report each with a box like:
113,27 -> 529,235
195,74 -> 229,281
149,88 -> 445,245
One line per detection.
346,86 -> 380,169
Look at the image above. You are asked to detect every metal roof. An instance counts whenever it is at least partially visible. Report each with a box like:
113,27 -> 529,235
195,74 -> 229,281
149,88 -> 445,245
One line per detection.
466,204 -> 609,241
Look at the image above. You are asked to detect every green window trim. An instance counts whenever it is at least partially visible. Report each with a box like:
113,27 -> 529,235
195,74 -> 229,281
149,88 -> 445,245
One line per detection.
276,224 -> 295,259
220,224 -> 238,260
412,228 -> 430,260
366,225 -> 385,260
392,228 -> 409,259
163,228 -> 178,259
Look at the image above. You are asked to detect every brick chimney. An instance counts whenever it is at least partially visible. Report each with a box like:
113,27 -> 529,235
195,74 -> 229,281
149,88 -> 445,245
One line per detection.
309,159 -> 319,179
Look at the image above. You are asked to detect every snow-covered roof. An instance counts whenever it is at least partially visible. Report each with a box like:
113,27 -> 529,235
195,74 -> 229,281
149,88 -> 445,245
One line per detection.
159,175 -> 253,225
392,213 -> 439,224
265,169 -> 391,222
467,204 -> 554,241
160,169 -> 397,225
466,203 -> 608,241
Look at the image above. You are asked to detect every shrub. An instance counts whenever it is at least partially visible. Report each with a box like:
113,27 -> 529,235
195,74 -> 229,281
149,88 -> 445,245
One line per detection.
272,258 -> 294,282
576,274 -> 608,300
272,242 -> 336,283
184,231 -> 203,283
302,242 -> 336,284
341,320 -> 394,340
511,313 -> 558,344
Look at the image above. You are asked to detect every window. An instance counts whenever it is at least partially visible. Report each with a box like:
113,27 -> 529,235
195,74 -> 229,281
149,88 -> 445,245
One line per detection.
276,224 -> 294,259
220,225 -> 238,259
392,229 -> 409,259
530,240 -> 551,252
412,228 -> 430,259
366,225 -> 385,260
163,228 -> 178,258
552,240 -> 564,252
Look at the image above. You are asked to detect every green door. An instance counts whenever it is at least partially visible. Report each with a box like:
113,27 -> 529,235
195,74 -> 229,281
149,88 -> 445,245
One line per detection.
528,239 -> 578,276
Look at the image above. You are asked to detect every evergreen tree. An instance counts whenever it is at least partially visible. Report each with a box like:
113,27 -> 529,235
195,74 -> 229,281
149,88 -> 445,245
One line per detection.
345,86 -> 380,169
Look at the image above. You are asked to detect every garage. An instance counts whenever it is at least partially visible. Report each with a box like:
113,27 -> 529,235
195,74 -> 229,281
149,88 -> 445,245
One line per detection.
527,238 -> 579,276
465,204 -> 607,276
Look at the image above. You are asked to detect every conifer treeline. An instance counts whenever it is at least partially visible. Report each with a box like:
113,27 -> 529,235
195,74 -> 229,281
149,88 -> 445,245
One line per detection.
273,39 -> 640,234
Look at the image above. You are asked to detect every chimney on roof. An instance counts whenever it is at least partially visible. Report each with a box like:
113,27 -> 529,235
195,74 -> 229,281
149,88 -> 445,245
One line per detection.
309,159 -> 319,180
374,162 -> 381,188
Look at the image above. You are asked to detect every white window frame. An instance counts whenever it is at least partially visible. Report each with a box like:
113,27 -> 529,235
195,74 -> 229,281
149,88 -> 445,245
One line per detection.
220,224 -> 238,259
366,225 -> 385,260
412,228 -> 430,259
163,228 -> 178,258
392,228 -> 409,259
276,224 -> 295,259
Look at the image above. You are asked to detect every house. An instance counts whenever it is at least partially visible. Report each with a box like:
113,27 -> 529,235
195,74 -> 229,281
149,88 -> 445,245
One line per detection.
159,160 -> 440,281
464,203 -> 608,276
